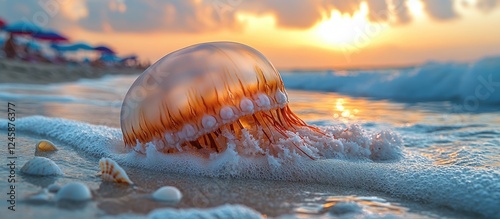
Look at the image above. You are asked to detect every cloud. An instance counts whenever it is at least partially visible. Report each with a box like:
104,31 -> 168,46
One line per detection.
241,0 -> 324,29
0,0 -> 498,33
476,0 -> 500,12
60,0 -> 88,21
391,0 -> 412,24
318,0 -> 412,24
421,0 -> 458,20
76,0 -> 240,33
323,0 -> 364,16
0,0 -> 53,28
366,0 -> 390,21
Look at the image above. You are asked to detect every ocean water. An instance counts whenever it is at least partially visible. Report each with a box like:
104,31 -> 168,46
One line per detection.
0,56 -> 499,219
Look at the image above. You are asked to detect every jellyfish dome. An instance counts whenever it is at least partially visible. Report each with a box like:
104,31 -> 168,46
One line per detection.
120,42 -> 322,158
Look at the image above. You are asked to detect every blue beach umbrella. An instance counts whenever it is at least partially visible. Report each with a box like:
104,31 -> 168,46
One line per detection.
33,30 -> 68,42
51,42 -> 94,52
94,45 -> 115,54
26,41 -> 42,51
3,21 -> 43,34
100,53 -> 121,62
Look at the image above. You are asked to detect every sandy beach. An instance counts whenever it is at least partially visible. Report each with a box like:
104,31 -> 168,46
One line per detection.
0,59 -> 142,84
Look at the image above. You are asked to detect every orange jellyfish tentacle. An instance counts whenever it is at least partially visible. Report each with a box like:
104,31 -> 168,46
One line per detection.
261,110 -> 317,160
120,42 -> 325,159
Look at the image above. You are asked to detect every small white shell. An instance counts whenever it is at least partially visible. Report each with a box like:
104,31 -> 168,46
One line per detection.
99,158 -> 133,185
21,157 -> 63,176
55,182 -> 92,202
152,186 -> 182,202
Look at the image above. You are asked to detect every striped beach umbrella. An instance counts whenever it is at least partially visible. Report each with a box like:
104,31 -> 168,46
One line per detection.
3,21 -> 43,34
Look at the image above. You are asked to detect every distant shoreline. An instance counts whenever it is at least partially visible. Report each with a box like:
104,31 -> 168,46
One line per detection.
0,59 -> 143,84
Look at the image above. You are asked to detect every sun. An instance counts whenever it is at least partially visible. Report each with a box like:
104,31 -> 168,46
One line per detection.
407,0 -> 424,18
311,2 -> 387,50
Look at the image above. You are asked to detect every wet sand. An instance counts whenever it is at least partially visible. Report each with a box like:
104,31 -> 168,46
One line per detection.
0,59 -> 142,84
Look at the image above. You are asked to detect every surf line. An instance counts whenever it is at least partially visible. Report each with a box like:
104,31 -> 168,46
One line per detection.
6,102 -> 16,211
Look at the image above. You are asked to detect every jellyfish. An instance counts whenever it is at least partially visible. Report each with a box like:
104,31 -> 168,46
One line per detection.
120,42 -> 323,158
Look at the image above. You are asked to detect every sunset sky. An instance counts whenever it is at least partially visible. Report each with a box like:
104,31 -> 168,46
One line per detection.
1,0 -> 500,69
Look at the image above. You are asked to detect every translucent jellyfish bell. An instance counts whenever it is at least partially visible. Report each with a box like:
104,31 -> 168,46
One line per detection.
120,42 -> 321,158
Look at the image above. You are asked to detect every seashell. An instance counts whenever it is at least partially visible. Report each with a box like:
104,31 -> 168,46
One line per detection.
99,158 -> 133,185
36,140 -> 58,152
21,157 -> 63,176
47,184 -> 61,193
55,182 -> 92,202
152,186 -> 182,202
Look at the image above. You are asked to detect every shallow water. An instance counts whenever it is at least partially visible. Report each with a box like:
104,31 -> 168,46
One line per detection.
0,66 -> 499,219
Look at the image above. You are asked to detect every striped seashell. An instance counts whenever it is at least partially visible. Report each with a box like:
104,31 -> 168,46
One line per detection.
21,157 -> 63,176
99,158 -> 133,185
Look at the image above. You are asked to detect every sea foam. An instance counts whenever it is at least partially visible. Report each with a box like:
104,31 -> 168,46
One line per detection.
102,204 -> 262,219
3,116 -> 500,218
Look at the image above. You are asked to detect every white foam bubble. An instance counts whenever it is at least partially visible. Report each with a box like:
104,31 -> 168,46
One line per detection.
220,106 -> 235,121
255,94 -> 271,108
179,124 -> 197,140
239,98 -> 254,113
275,90 -> 288,106
202,115 -> 217,129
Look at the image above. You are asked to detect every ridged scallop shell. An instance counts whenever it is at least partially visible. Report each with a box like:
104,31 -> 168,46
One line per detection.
99,158 -> 133,185
55,182 -> 92,201
21,157 -> 63,176
36,140 -> 58,152
152,186 -> 182,202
